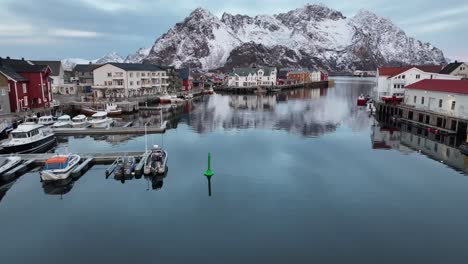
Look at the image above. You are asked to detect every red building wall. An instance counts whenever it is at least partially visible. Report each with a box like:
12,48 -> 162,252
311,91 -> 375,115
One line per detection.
182,80 -> 192,91
7,71 -> 52,112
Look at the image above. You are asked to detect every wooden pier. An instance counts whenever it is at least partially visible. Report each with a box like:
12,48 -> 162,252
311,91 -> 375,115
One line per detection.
52,121 -> 167,136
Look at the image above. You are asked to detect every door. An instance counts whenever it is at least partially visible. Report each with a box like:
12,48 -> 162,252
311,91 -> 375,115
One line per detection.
428,97 -> 436,111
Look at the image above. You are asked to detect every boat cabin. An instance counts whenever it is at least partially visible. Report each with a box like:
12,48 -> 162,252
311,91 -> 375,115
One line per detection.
91,112 -> 108,120
10,124 -> 43,139
39,116 -> 54,125
72,115 -> 87,122
57,115 -> 71,122
44,156 -> 69,170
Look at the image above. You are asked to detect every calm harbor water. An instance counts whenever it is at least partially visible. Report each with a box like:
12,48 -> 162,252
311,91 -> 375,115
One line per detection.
2,77 -> 468,263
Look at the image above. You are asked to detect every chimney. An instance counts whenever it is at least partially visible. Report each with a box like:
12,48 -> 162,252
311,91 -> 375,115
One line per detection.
6,56 -> 10,59
21,57 -> 24,60
455,60 -> 458,63
89,62 -> 92,65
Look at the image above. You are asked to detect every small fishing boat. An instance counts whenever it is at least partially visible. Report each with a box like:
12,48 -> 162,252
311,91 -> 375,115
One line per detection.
23,115 -> 38,125
114,156 -> 137,178
159,93 -> 172,104
82,103 -> 122,116
143,145 -> 168,175
40,154 -> 81,181
88,112 -> 114,128
357,94 -> 368,106
0,156 -> 22,176
1,124 -> 56,154
71,115 -> 89,128
38,116 -> 55,126
52,115 -> 73,128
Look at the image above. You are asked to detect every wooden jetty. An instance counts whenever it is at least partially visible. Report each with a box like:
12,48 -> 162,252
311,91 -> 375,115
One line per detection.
52,121 -> 167,136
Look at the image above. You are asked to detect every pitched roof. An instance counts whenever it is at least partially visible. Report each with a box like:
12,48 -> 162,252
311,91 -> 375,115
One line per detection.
32,61 -> 62,76
98,63 -> 164,72
11,64 -> 50,73
73,64 -> 102,72
0,57 -> 33,67
378,65 -> 443,77
0,66 -> 28,81
440,62 -> 464,74
232,67 -> 276,77
406,79 -> 468,95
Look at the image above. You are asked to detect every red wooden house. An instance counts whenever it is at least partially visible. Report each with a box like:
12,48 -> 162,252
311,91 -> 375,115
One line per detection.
0,57 -> 52,112
176,67 -> 192,91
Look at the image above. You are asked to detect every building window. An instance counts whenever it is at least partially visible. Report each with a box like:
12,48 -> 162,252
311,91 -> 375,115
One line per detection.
142,73 -> 146,77
1,89 -> 5,95
24,96 -> 28,106
137,81 -> 140,85
107,73 -> 112,77
439,99 -> 443,108
394,84 -> 397,88
430,75 -> 433,79
137,72 -> 140,77
130,81 -> 133,86
421,97 -> 424,105
22,83 -> 27,93
416,74 -> 420,79
130,73 -> 133,77
81,72 -> 84,76
402,75 -> 405,79
452,101 -> 456,110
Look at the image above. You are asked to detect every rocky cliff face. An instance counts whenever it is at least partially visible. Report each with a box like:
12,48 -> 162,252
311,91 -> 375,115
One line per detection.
143,4 -> 446,71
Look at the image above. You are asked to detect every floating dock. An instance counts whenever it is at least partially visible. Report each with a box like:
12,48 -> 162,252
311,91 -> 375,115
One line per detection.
52,121 -> 167,136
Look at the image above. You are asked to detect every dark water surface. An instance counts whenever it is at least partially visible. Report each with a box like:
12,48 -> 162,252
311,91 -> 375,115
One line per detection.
2,77 -> 468,263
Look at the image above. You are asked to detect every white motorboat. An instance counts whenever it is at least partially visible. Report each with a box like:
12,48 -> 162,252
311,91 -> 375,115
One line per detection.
38,115 -> 55,126
144,145 -> 168,175
0,156 -> 22,175
23,115 -> 38,125
52,115 -> 73,128
40,154 -> 81,181
82,103 -> 122,116
71,115 -> 89,128
0,124 -> 56,154
88,112 -> 114,128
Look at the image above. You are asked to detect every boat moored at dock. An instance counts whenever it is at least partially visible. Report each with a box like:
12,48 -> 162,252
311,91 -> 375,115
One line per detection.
40,154 -> 81,181
88,112 -> 114,128
38,116 -> 55,126
52,115 -> 73,128
357,94 -> 369,106
0,124 -> 56,154
71,115 -> 89,128
0,156 -> 22,176
144,145 -> 168,175
82,103 -> 123,116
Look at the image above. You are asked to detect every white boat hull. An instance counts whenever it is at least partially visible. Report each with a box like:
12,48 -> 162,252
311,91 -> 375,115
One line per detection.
89,119 -> 113,128
72,122 -> 89,128
40,170 -> 72,181
0,157 -> 22,175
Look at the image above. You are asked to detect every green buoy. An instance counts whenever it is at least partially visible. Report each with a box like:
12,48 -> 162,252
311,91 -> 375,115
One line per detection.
204,152 -> 214,177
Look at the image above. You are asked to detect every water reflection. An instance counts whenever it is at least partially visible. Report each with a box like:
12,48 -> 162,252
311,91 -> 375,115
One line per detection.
372,122 -> 468,174
0,180 -> 16,204
108,171 -> 167,191
42,175 -> 83,198
183,82 -> 374,137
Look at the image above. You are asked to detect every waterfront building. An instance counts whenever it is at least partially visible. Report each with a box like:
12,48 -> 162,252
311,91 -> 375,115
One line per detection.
287,69 -> 311,83
227,67 -> 277,88
92,63 -> 169,98
176,68 -> 192,91
0,72 -> 12,117
404,79 -> 468,119
374,65 -> 460,102
440,61 -> 468,78
32,61 -> 64,93
310,70 -> 328,82
0,57 -> 52,112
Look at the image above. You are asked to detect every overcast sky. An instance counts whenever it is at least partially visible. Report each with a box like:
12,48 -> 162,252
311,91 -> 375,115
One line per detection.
0,0 -> 466,62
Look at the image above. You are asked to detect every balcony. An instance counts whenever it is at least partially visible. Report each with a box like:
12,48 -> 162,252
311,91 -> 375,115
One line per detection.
92,84 -> 125,89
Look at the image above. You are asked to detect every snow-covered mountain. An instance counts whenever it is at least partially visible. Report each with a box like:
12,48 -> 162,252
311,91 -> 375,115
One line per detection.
61,52 -> 124,70
144,4 -> 446,71
124,47 -> 151,63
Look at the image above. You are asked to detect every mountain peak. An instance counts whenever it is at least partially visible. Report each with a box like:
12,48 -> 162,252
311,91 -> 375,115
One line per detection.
190,7 -> 215,19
